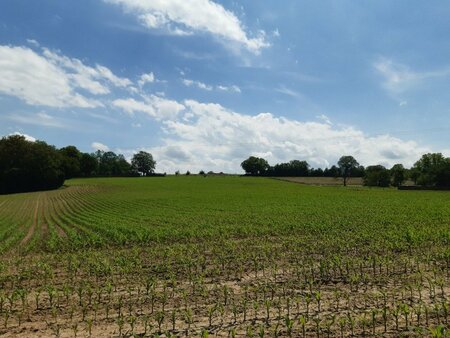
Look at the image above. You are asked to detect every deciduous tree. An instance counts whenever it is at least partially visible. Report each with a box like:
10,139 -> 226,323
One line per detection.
337,156 -> 359,186
131,151 -> 156,176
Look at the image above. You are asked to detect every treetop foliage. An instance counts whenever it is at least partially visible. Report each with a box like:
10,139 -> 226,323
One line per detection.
0,135 -> 159,194
0,135 -> 64,194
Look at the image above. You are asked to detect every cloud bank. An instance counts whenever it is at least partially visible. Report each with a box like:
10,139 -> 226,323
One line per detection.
114,98 -> 430,173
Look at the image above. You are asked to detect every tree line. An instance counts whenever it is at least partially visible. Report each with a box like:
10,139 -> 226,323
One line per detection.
1,134 -> 449,194
0,135 -> 157,194
241,154 -> 450,188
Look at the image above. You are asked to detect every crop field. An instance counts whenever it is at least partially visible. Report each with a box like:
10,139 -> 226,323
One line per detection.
0,176 -> 449,337
273,177 -> 364,186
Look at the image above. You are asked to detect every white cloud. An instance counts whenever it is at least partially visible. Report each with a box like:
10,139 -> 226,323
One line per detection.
134,100 -> 431,173
316,114 -> 332,125
182,78 -> 241,93
138,72 -> 155,87
9,112 -> 65,128
182,78 -> 212,91
95,65 -> 132,88
104,0 -> 270,53
0,45 -> 102,108
113,95 -> 185,120
374,57 -> 450,95
91,142 -> 110,152
26,39 -> 40,47
42,49 -> 132,92
217,84 -> 241,93
0,45 -> 132,108
9,132 -> 36,142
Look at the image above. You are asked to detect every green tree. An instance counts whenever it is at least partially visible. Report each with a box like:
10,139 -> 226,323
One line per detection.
59,146 -> 81,179
80,153 -> 98,177
413,153 -> 450,187
270,160 -> 309,176
95,151 -> 131,176
364,165 -> 391,187
390,164 -> 406,187
337,156 -> 359,186
241,156 -> 269,175
131,151 -> 156,176
0,135 -> 64,194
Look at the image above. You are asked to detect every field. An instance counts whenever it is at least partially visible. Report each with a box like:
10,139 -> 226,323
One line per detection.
272,177 -> 364,186
0,176 -> 449,337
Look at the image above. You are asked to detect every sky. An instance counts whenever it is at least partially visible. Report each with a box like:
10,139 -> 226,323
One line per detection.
0,0 -> 449,173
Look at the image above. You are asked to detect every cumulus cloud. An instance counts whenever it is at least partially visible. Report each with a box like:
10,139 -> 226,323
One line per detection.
104,0 -> 270,53
113,94 -> 185,120
0,44 -> 132,108
124,99 -> 431,173
42,48 -> 132,91
0,45 -> 101,108
138,72 -> 155,87
91,142 -> 110,152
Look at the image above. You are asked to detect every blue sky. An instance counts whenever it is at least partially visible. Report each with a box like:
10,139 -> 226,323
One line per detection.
0,0 -> 449,172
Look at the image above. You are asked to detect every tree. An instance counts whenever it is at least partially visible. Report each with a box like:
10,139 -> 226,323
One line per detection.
0,135 -> 64,194
324,165 -> 340,178
59,146 -> 81,179
131,151 -> 156,176
94,151 -> 132,176
241,156 -> 269,175
364,165 -> 391,187
390,164 -> 406,187
269,160 -> 310,177
80,153 -> 98,177
337,156 -> 359,186
413,153 -> 450,187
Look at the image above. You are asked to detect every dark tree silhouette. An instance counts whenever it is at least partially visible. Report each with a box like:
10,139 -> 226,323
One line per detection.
131,151 -> 156,176
59,146 -> 82,179
338,155 -> 359,186
390,164 -> 406,187
241,156 -> 269,175
0,135 -> 65,194
364,165 -> 390,187
413,153 -> 450,187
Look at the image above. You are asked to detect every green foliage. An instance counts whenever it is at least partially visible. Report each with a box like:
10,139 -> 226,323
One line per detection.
364,165 -> 391,187
268,160 -> 309,177
0,135 -> 65,194
413,153 -> 450,187
59,146 -> 82,179
390,163 -> 406,187
94,151 -> 131,176
131,151 -> 155,176
1,176 -> 448,253
337,155 -> 359,186
0,176 -> 449,336
241,156 -> 269,175
80,153 -> 98,177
